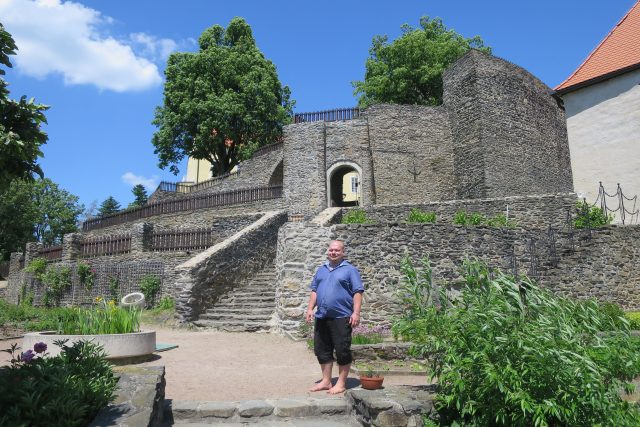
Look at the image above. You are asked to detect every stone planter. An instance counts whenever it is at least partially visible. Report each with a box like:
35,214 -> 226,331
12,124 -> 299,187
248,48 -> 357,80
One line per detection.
23,330 -> 156,362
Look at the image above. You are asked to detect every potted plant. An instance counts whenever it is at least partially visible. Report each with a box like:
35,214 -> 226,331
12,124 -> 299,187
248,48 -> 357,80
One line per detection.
359,364 -> 385,390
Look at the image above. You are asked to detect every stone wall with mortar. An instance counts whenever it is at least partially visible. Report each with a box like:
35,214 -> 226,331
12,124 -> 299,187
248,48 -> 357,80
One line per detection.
444,50 -> 573,199
84,206 -> 273,237
366,104 -> 456,205
148,144 -> 283,203
348,193 -> 578,230
274,221 -> 640,335
173,211 -> 288,322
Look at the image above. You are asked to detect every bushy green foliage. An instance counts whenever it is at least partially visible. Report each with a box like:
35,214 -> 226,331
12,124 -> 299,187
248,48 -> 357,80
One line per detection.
107,275 -> 120,302
139,275 -> 162,307
574,200 -> 614,229
0,297 -> 75,333
341,208 -> 374,224
453,210 -> 516,228
153,17 -> 293,176
406,208 -> 436,223
393,257 -> 640,426
76,262 -> 94,290
626,312 -> 640,330
353,16 -> 490,108
98,196 -> 120,217
25,257 -> 47,279
157,296 -> 175,310
0,340 -> 117,427
41,265 -> 72,307
57,298 -> 140,335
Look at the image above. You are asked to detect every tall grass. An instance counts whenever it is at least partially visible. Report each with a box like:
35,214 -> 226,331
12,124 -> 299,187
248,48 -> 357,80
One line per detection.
57,299 -> 140,335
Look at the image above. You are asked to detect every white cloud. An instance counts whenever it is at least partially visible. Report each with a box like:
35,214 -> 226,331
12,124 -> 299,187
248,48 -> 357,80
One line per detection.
121,172 -> 159,190
0,0 -> 172,92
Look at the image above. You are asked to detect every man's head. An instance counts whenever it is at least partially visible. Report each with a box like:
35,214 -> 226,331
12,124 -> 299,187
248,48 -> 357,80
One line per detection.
327,240 -> 345,265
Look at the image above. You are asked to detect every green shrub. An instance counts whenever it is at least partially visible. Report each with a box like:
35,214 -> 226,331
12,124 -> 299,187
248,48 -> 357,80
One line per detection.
406,208 -> 436,223
626,312 -> 640,330
454,210 -> 516,228
76,262 -> 94,290
139,275 -> 162,307
393,257 -> 640,426
0,340 -> 117,427
25,257 -> 47,280
107,275 -> 120,302
341,208 -> 374,224
574,200 -> 614,229
41,265 -> 72,307
157,296 -> 175,310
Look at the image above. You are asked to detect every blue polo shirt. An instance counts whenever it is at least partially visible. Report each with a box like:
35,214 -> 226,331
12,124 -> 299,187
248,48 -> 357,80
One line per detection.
310,260 -> 364,319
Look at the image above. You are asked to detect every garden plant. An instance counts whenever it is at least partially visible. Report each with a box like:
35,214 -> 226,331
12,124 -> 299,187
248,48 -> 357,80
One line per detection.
574,200 -> 614,229
394,256 -> 640,426
406,208 -> 437,224
341,208 -> 374,224
0,340 -> 117,427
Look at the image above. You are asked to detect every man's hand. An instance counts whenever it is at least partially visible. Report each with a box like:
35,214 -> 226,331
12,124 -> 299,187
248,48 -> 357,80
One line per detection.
349,312 -> 360,327
305,309 -> 314,324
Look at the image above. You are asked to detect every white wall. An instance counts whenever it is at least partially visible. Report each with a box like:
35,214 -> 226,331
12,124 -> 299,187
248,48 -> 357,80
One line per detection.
563,69 -> 640,222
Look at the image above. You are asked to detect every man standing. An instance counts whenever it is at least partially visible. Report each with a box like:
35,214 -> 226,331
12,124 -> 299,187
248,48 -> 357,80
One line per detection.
306,240 -> 364,394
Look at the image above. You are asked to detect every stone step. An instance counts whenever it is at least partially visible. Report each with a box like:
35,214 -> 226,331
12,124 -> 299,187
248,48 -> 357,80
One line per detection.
217,290 -> 276,299
167,397 -> 353,426
205,307 -> 275,315
193,320 -> 272,332
217,295 -> 276,303
199,312 -> 273,322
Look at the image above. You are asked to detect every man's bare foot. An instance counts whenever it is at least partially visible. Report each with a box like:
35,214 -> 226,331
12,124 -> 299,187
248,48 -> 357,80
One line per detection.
309,381 -> 332,392
327,384 -> 346,394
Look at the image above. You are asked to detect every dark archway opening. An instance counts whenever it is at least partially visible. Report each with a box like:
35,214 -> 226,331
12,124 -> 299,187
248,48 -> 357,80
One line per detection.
268,160 -> 283,187
329,165 -> 360,207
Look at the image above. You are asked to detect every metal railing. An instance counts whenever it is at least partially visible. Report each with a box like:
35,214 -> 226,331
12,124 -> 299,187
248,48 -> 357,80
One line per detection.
82,185 -> 282,231
252,141 -> 283,157
294,107 -> 361,123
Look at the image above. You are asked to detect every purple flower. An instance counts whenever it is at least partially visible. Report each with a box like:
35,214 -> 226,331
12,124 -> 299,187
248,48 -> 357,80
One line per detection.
21,349 -> 35,363
33,342 -> 47,354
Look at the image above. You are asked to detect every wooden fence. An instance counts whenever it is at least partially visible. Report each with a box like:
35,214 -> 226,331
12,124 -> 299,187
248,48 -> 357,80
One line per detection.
81,234 -> 131,257
38,245 -> 63,261
294,107 -> 361,123
83,185 -> 282,231
152,228 -> 215,252
158,181 -> 194,193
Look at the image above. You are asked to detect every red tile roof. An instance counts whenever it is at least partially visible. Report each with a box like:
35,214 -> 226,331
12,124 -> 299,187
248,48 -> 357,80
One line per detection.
555,1 -> 640,93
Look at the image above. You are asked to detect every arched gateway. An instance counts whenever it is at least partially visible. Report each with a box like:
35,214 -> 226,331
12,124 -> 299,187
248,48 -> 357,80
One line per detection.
326,161 -> 362,207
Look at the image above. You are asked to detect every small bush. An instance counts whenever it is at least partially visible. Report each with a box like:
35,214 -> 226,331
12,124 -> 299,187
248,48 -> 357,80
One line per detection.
342,208 -> 374,224
626,312 -> 640,330
76,262 -> 94,290
574,200 -> 614,229
25,257 -> 47,279
157,296 -> 175,310
393,257 -> 640,426
41,265 -> 72,307
406,208 -> 436,224
0,340 -> 117,427
139,275 -> 162,307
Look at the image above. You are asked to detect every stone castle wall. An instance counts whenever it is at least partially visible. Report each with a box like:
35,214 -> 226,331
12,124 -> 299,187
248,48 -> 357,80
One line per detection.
444,50 -> 573,199
274,219 -> 640,335
349,193 -> 578,230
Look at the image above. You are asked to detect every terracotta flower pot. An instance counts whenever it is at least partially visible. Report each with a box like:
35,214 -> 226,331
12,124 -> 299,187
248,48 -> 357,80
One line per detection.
359,375 -> 385,390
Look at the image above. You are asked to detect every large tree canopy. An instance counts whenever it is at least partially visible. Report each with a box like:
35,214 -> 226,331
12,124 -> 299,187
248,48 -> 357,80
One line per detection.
152,17 -> 293,177
0,24 -> 49,193
353,16 -> 491,108
0,178 -> 83,259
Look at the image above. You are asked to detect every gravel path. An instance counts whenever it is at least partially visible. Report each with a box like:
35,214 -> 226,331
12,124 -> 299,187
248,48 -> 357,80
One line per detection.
0,326 -> 428,401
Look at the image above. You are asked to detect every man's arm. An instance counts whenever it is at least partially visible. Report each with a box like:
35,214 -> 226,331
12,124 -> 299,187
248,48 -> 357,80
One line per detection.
305,291 -> 317,323
350,292 -> 362,327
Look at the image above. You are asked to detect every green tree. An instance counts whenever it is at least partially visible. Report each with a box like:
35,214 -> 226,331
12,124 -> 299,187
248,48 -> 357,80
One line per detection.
0,23 -> 49,193
152,17 -> 294,177
0,178 -> 83,259
98,196 -> 121,217
128,184 -> 148,208
353,16 -> 491,108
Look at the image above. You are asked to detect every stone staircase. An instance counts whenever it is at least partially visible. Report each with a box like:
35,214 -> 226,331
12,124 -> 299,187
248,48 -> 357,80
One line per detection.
193,268 -> 276,332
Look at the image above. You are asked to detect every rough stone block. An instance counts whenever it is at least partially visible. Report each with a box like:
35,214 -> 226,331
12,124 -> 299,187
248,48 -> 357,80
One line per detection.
314,398 -> 349,414
198,401 -> 237,418
171,401 -> 199,419
237,400 -> 274,417
272,398 -> 317,417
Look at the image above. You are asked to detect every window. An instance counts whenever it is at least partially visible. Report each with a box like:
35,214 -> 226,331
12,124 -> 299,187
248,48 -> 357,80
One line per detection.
351,176 -> 358,193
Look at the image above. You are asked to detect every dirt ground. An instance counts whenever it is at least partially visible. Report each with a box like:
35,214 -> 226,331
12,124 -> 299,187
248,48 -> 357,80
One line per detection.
0,326 -> 428,402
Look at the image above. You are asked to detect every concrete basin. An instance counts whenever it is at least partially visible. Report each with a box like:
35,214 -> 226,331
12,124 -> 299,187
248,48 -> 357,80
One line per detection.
23,330 -> 156,361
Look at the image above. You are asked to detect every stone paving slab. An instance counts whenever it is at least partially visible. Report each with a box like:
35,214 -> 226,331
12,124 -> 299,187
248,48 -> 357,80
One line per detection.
172,416 -> 356,426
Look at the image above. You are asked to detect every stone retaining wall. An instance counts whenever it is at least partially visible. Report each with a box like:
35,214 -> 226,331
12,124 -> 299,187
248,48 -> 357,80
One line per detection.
350,193 -> 578,229
173,211 -> 288,322
274,221 -> 640,334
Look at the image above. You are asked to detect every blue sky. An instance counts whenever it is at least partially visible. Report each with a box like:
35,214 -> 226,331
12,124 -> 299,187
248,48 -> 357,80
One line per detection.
1,0 -> 636,211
